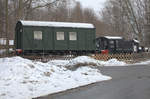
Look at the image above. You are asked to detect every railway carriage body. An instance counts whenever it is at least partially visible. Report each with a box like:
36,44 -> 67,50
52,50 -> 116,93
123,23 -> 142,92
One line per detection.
15,20 -> 96,54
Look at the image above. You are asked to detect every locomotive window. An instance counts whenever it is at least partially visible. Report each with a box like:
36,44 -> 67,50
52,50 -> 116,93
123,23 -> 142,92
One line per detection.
110,40 -> 114,44
34,31 -> 42,40
110,40 -> 115,48
57,32 -> 64,40
104,41 -> 107,46
110,45 -> 115,48
69,32 -> 77,40
104,41 -> 108,49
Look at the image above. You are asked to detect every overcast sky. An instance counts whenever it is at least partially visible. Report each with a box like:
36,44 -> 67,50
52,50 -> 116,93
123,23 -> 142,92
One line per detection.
75,0 -> 107,12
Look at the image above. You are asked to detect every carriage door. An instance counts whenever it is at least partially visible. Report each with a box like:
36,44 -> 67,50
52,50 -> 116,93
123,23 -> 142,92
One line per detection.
33,30 -> 43,50
16,27 -> 22,49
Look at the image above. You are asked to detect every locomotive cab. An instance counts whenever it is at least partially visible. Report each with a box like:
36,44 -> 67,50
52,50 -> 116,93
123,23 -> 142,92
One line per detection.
96,36 -> 123,54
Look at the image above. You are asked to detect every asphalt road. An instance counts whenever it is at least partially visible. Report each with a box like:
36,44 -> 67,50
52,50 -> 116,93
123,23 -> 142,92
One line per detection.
35,64 -> 150,99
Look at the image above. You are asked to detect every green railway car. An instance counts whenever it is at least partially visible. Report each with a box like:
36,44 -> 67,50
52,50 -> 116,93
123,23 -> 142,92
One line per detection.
15,20 -> 96,54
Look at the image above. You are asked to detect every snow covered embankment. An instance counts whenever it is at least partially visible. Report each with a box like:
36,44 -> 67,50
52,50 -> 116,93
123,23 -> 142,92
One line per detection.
0,56 -> 125,99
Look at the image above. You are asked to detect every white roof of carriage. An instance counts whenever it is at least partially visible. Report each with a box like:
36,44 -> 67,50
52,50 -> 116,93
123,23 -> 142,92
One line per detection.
104,36 -> 123,39
19,20 -> 95,29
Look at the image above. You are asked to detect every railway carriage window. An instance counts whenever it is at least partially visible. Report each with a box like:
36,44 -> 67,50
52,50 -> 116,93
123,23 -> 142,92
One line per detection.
34,31 -> 42,40
57,32 -> 64,40
69,32 -> 77,40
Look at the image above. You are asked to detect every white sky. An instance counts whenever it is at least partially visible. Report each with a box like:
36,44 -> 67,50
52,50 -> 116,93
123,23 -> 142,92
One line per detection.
75,0 -> 107,12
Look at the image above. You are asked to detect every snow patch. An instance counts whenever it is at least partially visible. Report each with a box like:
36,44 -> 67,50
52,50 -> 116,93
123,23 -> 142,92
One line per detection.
134,60 -> 150,65
101,59 -> 127,66
65,56 -> 101,69
0,56 -> 112,99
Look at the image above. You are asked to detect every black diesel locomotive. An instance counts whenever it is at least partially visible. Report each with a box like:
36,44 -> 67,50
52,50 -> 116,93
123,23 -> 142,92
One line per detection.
96,36 -> 140,54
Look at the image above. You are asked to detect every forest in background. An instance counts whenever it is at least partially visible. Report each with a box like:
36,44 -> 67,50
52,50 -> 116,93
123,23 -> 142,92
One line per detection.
0,0 -> 150,46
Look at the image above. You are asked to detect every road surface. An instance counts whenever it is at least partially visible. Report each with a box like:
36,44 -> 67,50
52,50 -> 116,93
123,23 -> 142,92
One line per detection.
35,64 -> 150,99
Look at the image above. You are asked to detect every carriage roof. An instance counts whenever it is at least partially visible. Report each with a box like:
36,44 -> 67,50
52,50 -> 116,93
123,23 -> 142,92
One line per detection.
18,20 -> 95,29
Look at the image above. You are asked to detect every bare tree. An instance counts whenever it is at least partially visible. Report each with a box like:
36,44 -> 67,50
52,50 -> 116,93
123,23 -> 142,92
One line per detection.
5,0 -> 9,53
2,0 -> 63,40
144,0 -> 150,46
0,0 -> 5,37
101,0 -> 128,37
101,0 -> 149,44
1,0 -> 104,41
70,2 -> 84,22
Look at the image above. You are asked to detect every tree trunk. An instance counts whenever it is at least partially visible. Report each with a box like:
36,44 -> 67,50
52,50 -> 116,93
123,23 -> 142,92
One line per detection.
5,0 -> 9,54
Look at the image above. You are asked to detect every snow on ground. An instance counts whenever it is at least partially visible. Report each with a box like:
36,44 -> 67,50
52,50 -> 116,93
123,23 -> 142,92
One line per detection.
0,56 -> 115,99
134,59 -> 150,65
100,59 -> 127,66
1,55 -> 150,99
0,56 -> 131,99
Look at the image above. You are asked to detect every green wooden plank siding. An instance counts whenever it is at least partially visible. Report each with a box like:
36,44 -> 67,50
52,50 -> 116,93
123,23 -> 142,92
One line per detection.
68,28 -> 78,50
15,22 -> 23,49
54,28 -> 68,50
86,29 -> 96,50
17,24 -> 95,52
43,27 -> 53,50
78,30 -> 85,50
22,27 -> 33,50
